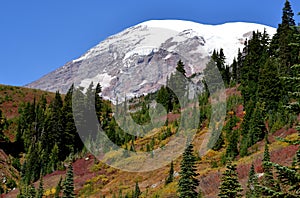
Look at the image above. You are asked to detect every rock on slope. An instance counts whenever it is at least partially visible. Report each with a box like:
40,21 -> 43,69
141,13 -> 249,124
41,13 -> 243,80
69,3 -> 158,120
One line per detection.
26,20 -> 276,102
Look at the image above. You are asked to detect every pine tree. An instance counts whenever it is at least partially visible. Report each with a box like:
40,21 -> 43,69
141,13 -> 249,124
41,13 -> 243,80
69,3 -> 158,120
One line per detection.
257,58 -> 283,111
257,141 -> 280,196
270,0 -> 298,75
62,164 -> 75,198
49,143 -> 59,172
218,161 -> 243,198
203,58 -> 224,93
29,184 -> 36,198
224,115 -> 239,160
165,161 -> 174,185
231,58 -> 238,83
133,181 -> 141,198
176,59 -> 186,76
177,143 -> 199,198
246,164 -> 259,198
54,177 -> 62,198
62,84 -> 83,156
36,176 -> 44,198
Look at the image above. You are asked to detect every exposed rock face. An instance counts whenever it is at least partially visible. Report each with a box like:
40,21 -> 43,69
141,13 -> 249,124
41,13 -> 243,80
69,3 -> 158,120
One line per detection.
26,20 -> 276,102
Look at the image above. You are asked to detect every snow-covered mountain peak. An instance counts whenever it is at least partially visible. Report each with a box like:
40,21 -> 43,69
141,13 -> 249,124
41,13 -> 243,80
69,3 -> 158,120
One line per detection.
27,20 -> 276,101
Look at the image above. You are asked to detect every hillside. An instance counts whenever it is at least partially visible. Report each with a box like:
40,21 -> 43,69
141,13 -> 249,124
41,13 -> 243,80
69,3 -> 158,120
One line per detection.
0,84 -> 299,198
0,84 -> 56,119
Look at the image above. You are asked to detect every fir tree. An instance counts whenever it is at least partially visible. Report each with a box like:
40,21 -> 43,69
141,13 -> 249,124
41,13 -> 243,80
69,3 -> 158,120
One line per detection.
218,161 -> 243,198
258,141 -> 280,195
29,184 -> 36,198
257,58 -> 283,111
270,0 -> 298,75
62,164 -> 75,198
165,161 -> 174,185
176,59 -> 186,76
177,143 -> 199,198
133,181 -> 141,198
36,176 -> 44,198
231,58 -> 238,83
54,177 -> 62,198
246,164 -> 259,198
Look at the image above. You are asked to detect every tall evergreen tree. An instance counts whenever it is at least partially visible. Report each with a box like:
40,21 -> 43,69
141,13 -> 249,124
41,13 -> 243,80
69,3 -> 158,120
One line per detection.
231,58 -> 238,83
133,181 -> 141,198
62,164 -> 75,198
54,177 -> 62,198
218,161 -> 243,198
258,141 -> 280,195
36,176 -> 44,198
270,0 -> 298,75
246,164 -> 259,198
177,143 -> 199,198
165,161 -> 174,185
176,59 -> 186,76
257,58 -> 283,111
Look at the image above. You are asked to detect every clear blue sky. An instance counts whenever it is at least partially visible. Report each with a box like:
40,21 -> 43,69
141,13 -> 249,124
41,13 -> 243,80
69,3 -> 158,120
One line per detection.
0,0 -> 299,86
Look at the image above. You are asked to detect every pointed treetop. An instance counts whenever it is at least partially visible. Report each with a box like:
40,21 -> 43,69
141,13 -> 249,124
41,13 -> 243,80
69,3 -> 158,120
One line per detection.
281,0 -> 296,27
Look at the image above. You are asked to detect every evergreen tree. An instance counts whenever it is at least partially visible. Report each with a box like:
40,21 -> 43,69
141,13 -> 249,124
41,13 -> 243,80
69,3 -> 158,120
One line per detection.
231,58 -> 238,83
36,176 -> 44,198
49,144 -> 59,172
54,177 -> 62,198
224,115 -> 239,160
62,84 -> 83,156
246,164 -> 259,198
258,141 -> 280,195
46,91 -> 64,160
270,0 -> 298,75
62,164 -> 75,198
29,184 -> 36,198
257,58 -> 283,111
156,86 -> 170,112
204,58 -> 224,93
218,161 -> 243,198
165,161 -> 174,185
177,143 -> 199,198
176,59 -> 186,76
133,181 -> 141,198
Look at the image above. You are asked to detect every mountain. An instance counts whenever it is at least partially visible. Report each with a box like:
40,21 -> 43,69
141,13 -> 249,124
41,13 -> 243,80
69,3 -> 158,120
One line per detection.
26,20 -> 276,101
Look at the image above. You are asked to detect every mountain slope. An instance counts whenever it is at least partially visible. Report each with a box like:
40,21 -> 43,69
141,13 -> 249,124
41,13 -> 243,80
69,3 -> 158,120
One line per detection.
26,20 -> 276,102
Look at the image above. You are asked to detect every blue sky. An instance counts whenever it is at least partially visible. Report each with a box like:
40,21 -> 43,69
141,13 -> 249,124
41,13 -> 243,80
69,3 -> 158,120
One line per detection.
0,0 -> 299,86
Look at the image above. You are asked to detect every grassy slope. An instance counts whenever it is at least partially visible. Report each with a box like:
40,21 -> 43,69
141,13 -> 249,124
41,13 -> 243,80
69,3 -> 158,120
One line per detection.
1,85 -> 299,198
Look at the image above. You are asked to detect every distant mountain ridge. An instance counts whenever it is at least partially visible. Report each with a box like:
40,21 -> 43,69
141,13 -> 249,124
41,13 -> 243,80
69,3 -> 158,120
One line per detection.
26,20 -> 276,101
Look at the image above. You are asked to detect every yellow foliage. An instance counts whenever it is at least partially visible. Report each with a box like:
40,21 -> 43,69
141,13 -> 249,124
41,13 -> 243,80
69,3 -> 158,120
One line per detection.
44,188 -> 56,196
228,111 -> 234,115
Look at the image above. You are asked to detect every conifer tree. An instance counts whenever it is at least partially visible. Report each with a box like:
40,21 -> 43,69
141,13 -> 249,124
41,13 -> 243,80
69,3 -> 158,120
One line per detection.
246,164 -> 259,198
218,161 -> 243,198
177,143 -> 199,198
36,176 -> 44,198
257,58 -> 283,111
62,164 -> 75,198
133,181 -> 141,198
29,184 -> 36,198
165,161 -> 174,185
54,177 -> 62,198
231,58 -> 238,83
258,141 -> 280,195
176,59 -> 186,76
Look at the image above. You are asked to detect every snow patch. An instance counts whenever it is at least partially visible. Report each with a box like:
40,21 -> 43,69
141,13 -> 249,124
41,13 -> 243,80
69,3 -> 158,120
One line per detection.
79,73 -> 115,90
